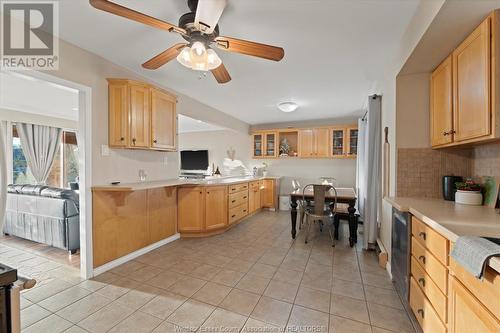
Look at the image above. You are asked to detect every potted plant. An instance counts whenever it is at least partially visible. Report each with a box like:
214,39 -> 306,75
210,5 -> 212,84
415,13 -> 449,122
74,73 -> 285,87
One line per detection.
455,179 -> 483,205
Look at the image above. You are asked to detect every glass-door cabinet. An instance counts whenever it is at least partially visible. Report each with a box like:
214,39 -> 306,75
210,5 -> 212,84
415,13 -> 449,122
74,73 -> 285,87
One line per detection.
347,127 -> 358,157
264,132 -> 277,157
330,128 -> 346,157
253,133 -> 263,158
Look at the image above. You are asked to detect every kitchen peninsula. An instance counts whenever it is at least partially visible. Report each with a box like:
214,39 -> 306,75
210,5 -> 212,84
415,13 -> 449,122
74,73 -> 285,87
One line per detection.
91,176 -> 280,269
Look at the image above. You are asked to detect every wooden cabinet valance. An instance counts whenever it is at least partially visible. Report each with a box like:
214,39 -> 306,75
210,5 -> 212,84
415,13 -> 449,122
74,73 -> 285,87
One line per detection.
107,78 -> 177,151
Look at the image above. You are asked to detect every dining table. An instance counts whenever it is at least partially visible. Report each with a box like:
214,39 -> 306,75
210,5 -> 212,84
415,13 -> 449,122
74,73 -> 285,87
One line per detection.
290,187 -> 358,247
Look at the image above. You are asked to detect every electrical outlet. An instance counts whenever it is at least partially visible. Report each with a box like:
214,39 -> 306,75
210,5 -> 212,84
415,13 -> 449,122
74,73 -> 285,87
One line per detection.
101,144 -> 110,156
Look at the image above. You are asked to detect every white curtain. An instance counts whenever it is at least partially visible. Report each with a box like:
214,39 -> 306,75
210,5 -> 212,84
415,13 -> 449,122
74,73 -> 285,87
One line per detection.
0,122 -> 7,230
358,95 -> 382,249
17,123 -> 62,184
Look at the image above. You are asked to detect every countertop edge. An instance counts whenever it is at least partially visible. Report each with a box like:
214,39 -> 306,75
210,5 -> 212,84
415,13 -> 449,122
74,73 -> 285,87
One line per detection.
384,197 -> 500,274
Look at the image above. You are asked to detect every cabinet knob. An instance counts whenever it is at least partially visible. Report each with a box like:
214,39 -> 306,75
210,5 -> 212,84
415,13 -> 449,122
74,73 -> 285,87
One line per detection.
120,137 -> 124,141
153,139 -> 157,144
417,309 -> 424,318
199,191 -> 202,194
443,131 -> 450,136
419,232 -> 426,240
418,277 -> 425,287
418,255 -> 426,264
132,138 -> 136,144
232,214 -> 236,218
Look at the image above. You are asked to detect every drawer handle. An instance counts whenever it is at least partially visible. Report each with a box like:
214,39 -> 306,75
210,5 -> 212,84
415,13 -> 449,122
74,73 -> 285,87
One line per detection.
243,210 -> 247,212
417,309 -> 424,318
232,200 -> 236,203
231,214 -> 236,218
243,196 -> 247,199
419,232 -> 426,240
418,277 -> 425,287
419,255 -> 426,264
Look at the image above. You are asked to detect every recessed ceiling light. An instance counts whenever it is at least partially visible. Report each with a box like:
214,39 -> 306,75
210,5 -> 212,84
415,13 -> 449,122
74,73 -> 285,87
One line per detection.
278,101 -> 298,113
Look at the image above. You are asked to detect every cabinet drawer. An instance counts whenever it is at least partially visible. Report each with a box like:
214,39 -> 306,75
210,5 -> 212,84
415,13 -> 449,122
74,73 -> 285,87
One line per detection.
411,256 -> 447,322
249,180 -> 260,190
412,217 -> 449,265
411,237 -> 448,294
229,203 -> 248,224
230,182 -> 249,194
410,277 -> 446,333
229,190 -> 249,208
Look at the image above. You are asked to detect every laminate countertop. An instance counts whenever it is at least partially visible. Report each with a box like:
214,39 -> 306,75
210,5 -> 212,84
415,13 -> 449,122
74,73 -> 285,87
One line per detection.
92,176 -> 282,192
385,196 -> 500,273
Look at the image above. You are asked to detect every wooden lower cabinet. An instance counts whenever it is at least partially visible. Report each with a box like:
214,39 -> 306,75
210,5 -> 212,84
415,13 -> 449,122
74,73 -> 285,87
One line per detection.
410,277 -> 446,333
261,179 -> 276,208
448,276 -> 500,333
92,187 -> 176,268
205,186 -> 228,230
177,187 -> 205,233
248,182 -> 261,214
148,187 -> 177,243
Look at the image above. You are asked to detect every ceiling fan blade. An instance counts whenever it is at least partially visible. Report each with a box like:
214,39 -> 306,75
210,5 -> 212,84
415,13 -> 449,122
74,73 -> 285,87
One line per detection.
89,0 -> 186,35
215,36 -> 284,61
211,63 -> 231,84
195,0 -> 227,34
142,43 -> 187,70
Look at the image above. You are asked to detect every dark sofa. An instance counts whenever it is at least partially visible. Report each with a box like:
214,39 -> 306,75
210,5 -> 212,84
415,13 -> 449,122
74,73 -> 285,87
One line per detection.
4,184 -> 80,254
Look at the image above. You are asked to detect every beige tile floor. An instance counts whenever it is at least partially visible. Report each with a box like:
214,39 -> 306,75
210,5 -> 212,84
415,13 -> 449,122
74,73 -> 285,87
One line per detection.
4,211 -> 416,333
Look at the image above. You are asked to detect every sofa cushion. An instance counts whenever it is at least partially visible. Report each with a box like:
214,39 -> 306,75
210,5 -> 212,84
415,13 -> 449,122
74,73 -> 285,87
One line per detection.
18,184 -> 48,196
8,184 -> 24,194
40,187 -> 79,202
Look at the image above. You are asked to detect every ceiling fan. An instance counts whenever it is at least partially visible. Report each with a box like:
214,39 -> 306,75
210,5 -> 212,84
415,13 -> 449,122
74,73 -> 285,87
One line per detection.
89,0 -> 285,84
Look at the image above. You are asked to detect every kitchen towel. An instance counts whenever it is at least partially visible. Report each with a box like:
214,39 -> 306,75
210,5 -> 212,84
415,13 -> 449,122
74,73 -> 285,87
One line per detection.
450,236 -> 500,279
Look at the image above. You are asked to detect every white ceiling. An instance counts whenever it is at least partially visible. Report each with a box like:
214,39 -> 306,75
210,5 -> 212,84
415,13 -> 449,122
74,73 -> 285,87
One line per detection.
57,0 -> 420,124
0,72 -> 79,121
178,114 -> 225,133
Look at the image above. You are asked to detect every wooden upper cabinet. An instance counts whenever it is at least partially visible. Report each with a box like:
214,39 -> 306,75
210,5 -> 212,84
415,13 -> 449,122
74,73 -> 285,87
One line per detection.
431,55 -> 454,147
107,79 -> 177,151
204,186 -> 228,231
453,17 -> 491,142
346,127 -> 359,156
264,132 -> 277,157
178,187 -> 205,233
253,133 -> 264,158
330,128 -> 346,157
314,128 -> 330,157
108,83 -> 128,147
129,84 -> 150,148
299,129 -> 315,157
151,88 -> 177,150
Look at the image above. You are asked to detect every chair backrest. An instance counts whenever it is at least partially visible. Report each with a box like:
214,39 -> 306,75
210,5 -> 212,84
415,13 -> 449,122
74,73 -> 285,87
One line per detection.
292,179 -> 301,191
303,184 -> 338,215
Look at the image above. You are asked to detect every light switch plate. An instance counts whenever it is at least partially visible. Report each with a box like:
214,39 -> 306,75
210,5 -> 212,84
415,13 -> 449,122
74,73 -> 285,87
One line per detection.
101,144 -> 110,156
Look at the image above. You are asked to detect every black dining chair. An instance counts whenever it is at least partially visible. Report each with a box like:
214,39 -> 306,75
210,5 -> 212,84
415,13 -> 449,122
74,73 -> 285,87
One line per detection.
303,184 -> 338,247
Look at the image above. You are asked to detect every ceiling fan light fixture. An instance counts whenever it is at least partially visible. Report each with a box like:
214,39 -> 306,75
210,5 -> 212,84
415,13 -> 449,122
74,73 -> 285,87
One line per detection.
278,101 -> 299,113
176,42 -> 222,71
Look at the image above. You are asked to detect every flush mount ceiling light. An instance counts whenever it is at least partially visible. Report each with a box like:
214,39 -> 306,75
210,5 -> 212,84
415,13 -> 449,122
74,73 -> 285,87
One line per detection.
278,101 -> 299,113
176,41 -> 222,71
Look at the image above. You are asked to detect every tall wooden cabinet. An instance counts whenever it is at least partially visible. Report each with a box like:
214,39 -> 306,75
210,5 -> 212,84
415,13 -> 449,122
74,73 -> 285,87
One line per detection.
107,79 -> 177,151
430,11 -> 500,148
205,186 -> 228,231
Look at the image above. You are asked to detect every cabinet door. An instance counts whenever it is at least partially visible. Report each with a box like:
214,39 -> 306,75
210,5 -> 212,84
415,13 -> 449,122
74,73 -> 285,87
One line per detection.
205,186 -> 228,230
453,18 -> 491,142
264,132 -> 277,157
108,83 -> 129,147
299,129 -> 315,157
129,84 -> 150,148
178,187 -> 204,232
248,187 -> 256,213
253,133 -> 263,157
261,179 -> 275,208
314,128 -> 330,157
449,276 -> 500,333
346,127 -> 359,156
431,56 -> 454,146
148,187 -> 177,243
151,89 -> 176,150
331,129 -> 345,157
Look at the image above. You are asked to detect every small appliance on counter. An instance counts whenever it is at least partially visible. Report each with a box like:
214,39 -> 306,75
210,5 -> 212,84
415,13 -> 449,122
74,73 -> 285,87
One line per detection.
442,175 -> 463,201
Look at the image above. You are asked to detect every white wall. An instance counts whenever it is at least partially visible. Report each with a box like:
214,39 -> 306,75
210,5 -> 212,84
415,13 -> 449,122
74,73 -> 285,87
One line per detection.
0,108 -> 78,130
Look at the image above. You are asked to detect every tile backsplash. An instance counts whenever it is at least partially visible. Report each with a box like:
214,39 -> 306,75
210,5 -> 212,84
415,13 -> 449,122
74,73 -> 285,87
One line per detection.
397,148 -> 473,198
472,143 -> 500,177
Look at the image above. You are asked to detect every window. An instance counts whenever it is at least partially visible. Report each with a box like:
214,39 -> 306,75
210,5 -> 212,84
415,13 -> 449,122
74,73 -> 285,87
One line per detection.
12,124 -> 79,188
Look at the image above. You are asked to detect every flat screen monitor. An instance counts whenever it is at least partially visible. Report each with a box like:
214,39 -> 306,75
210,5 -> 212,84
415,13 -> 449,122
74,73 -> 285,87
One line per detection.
180,150 -> 209,171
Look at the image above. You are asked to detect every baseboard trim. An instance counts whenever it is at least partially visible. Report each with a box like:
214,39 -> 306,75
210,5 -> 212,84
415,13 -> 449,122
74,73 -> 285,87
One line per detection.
92,233 -> 180,276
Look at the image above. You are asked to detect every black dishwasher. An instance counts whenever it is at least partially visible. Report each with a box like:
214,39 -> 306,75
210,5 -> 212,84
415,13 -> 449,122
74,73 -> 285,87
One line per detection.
391,207 -> 410,301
